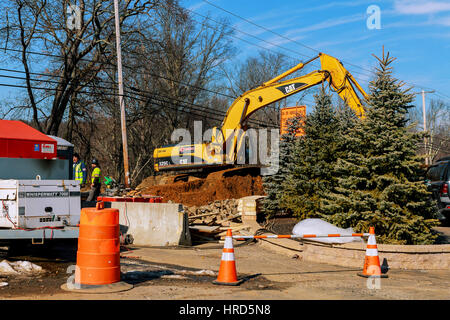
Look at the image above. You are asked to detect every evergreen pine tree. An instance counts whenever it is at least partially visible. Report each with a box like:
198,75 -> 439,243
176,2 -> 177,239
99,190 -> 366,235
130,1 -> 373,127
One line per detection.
281,88 -> 342,219
322,50 -> 439,244
261,113 -> 303,218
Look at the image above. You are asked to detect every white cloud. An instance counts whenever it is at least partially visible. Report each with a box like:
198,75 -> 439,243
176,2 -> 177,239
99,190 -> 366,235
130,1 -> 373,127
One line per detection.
186,1 -> 206,12
285,14 -> 365,36
255,14 -> 365,53
260,34 -> 307,50
437,16 -> 450,26
383,14 -> 450,28
231,0 -> 374,35
298,0 -> 380,13
310,34 -> 374,50
394,0 -> 450,15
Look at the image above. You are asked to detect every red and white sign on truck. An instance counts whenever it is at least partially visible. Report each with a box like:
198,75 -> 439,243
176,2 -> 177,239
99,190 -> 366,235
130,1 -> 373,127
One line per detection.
0,120 -> 57,159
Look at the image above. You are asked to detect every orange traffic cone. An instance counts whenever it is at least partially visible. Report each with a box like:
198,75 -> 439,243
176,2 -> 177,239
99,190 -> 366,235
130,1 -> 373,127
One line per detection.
358,227 -> 388,278
213,229 -> 243,286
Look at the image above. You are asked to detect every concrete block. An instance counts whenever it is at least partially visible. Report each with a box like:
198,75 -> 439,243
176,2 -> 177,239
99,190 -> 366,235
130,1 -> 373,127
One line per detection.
112,202 -> 191,247
237,195 -> 265,217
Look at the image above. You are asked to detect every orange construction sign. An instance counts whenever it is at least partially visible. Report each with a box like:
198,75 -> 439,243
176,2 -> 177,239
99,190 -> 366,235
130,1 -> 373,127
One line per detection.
280,106 -> 306,137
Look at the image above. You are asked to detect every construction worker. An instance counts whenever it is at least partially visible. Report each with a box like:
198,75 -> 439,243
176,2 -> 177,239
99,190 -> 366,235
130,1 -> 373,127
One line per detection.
72,153 -> 87,187
86,158 -> 102,202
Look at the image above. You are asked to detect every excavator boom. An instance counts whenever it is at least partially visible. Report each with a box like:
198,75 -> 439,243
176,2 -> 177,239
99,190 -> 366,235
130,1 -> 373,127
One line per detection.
221,53 -> 366,139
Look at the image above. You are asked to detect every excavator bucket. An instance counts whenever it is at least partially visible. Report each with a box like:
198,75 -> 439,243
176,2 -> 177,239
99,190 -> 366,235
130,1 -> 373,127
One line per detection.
319,53 -> 367,118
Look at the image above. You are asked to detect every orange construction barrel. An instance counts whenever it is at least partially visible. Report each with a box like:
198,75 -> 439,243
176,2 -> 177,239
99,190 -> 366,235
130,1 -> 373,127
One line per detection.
75,201 -> 121,285
61,201 -> 132,293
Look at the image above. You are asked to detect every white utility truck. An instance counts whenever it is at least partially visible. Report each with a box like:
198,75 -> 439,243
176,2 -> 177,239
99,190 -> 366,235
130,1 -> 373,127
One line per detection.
0,120 -> 79,244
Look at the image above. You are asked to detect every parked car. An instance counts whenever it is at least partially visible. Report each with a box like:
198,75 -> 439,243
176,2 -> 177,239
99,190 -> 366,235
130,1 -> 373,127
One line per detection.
425,157 -> 450,222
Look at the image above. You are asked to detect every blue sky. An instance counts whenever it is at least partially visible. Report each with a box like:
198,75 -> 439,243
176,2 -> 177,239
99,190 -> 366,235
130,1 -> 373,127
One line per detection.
183,0 -> 450,108
0,0 -> 449,116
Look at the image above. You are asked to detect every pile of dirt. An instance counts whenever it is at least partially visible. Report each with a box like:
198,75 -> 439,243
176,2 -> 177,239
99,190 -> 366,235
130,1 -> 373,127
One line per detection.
136,170 -> 265,206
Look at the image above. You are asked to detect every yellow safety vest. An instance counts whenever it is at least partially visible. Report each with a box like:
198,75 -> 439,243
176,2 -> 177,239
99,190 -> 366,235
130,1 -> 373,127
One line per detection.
74,162 -> 84,183
91,167 -> 102,184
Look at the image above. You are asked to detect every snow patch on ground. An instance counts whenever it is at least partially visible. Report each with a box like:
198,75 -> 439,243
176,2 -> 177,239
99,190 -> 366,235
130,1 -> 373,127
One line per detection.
0,260 -> 43,275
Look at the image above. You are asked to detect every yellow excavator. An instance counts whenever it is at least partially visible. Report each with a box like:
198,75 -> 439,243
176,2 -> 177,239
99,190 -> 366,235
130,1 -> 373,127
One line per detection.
153,52 -> 368,175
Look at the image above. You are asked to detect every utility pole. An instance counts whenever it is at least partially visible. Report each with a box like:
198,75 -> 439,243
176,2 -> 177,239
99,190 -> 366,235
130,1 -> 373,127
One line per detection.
419,90 -> 435,166
114,0 -> 130,188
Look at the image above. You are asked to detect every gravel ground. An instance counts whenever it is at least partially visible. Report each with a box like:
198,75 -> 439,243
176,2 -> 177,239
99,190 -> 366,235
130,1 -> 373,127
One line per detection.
1,217 -> 448,300
1,237 -> 449,300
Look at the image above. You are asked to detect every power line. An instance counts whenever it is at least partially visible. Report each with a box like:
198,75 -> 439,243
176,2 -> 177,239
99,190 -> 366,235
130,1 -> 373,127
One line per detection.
191,9 -> 449,102
0,18 -> 371,100
0,37 -> 364,110
124,90 -> 279,128
187,8 -> 307,60
0,72 -> 116,91
189,7 -> 449,108
0,69 -> 279,127
186,6 -> 375,83
0,82 -> 125,97
3,24 -> 443,121
124,88 -> 278,128
3,8 -> 448,103
0,49 -> 315,124
0,74 -> 280,128
199,0 -> 450,100
1,47 -> 237,100
0,80 -> 234,124
0,49 -> 340,113
200,0 -> 374,76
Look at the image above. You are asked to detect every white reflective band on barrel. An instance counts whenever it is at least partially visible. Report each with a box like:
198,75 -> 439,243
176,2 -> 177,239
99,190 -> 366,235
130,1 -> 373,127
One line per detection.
224,236 -> 233,249
221,252 -> 235,261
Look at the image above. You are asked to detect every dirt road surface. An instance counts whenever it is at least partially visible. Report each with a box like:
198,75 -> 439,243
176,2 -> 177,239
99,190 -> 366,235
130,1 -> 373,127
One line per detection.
1,239 -> 449,300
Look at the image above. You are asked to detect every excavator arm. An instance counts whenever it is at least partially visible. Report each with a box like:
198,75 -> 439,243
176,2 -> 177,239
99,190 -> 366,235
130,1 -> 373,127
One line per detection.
213,53 -> 368,164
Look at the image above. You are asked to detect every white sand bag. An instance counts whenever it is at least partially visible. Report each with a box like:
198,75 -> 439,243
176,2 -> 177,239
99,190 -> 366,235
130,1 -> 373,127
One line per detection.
292,218 -> 363,244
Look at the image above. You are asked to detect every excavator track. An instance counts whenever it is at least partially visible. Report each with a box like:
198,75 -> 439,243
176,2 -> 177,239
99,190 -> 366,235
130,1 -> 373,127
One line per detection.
161,165 -> 262,184
204,165 -> 261,180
